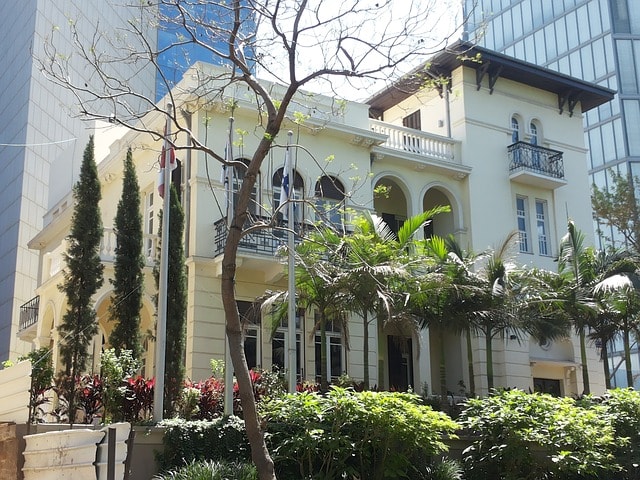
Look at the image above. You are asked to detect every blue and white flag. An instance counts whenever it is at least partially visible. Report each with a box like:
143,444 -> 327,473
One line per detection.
279,146 -> 292,220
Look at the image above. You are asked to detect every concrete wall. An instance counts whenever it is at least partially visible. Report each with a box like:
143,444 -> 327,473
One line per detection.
0,361 -> 30,423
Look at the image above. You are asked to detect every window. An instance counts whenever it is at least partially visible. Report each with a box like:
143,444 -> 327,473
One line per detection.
272,309 -> 303,380
238,300 -> 261,370
529,122 -> 538,145
511,116 -> 520,143
536,199 -> 550,256
273,167 -> 304,224
516,196 -> 530,253
144,191 -> 155,259
530,122 -> 540,168
315,317 -> 344,383
402,110 -> 421,130
314,176 -> 345,228
402,111 -> 421,153
233,159 -> 259,217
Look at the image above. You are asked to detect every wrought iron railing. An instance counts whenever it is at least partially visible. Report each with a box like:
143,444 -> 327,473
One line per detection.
19,296 -> 39,331
508,142 -> 564,179
213,216 -> 309,257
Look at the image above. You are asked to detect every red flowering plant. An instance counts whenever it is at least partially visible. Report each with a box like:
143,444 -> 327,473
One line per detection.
75,374 -> 103,424
123,376 -> 155,423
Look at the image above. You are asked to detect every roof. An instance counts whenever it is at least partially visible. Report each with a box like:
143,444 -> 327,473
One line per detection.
367,41 -> 615,117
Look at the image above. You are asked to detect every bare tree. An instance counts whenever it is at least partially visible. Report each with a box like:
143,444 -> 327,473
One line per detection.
40,1 -> 463,477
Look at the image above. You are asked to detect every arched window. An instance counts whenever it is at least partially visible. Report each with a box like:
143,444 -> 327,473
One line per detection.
314,175 -> 345,228
511,116 -> 520,143
273,167 -> 304,223
232,159 -> 260,216
530,122 -> 539,145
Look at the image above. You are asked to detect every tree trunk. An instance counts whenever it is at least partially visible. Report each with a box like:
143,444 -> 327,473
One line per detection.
601,338 -> 611,390
363,310 -> 369,390
623,322 -> 633,388
320,318 -> 328,393
579,327 -> 590,395
439,328 -> 447,402
219,124 -> 280,480
485,332 -> 494,391
466,329 -> 475,396
222,259 -> 276,480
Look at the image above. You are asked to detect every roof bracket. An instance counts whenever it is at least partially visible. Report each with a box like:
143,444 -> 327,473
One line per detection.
558,90 -> 580,117
488,65 -> 503,94
476,62 -> 490,91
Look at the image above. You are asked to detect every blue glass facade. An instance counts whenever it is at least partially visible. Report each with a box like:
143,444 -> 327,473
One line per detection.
156,2 -> 255,101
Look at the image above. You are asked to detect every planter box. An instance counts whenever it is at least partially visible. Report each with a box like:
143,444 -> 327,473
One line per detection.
22,429 -> 105,480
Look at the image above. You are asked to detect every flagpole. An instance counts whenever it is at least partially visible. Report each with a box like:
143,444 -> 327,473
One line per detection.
224,117 -> 234,415
286,131 -> 296,393
153,106 -> 173,422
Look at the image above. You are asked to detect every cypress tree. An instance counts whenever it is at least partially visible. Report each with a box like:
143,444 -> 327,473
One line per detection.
154,183 -> 187,417
58,136 -> 104,421
109,148 -> 144,358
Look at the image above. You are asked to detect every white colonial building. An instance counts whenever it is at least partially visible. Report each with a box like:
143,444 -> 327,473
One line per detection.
20,42 -> 614,398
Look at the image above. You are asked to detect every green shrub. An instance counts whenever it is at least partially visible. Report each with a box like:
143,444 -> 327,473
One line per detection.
592,389 -> 640,480
459,389 -> 619,480
153,459 -> 257,480
157,416 -> 251,472
260,387 -> 460,479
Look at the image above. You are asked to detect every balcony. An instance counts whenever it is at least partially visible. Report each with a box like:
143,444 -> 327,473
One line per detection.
508,142 -> 566,189
19,296 -> 39,333
100,228 -> 158,267
213,216 -> 308,257
369,119 -> 469,178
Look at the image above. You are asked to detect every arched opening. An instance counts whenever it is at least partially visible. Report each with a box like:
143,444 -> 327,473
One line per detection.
422,187 -> 455,238
314,175 -> 345,228
273,167 -> 304,224
373,177 -> 408,235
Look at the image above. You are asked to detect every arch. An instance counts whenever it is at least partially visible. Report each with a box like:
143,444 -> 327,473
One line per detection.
273,166 -> 304,223
421,182 -> 464,237
373,175 -> 411,235
233,157 -> 261,216
314,175 -> 345,227
528,118 -> 542,145
510,114 -> 523,143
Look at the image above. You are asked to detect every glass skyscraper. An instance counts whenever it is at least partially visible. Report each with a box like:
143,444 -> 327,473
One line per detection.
464,0 -> 640,249
156,2 -> 255,101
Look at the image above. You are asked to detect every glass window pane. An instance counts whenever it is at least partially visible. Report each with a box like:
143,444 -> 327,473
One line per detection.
588,128 -> 604,169
577,6 -> 591,44
593,39 -> 607,79
624,100 -> 640,156
601,121 -> 617,163
513,4 -> 523,39
580,45 -> 594,82
588,0 -> 602,36
555,19 -> 568,54
566,12 -> 579,50
544,23 -> 557,60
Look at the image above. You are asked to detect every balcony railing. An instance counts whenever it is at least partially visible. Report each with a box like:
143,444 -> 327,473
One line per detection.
508,142 -> 564,179
100,228 -> 158,266
370,119 -> 457,163
19,296 -> 39,332
214,216 -> 309,257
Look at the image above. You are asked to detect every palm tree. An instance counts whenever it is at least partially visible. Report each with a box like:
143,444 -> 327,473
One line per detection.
593,253 -> 640,388
471,232 -> 524,391
588,249 -> 639,388
557,220 -> 599,395
262,227 -> 350,393
410,234 -> 481,398
343,208 -> 449,390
